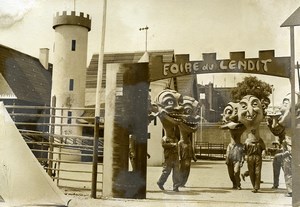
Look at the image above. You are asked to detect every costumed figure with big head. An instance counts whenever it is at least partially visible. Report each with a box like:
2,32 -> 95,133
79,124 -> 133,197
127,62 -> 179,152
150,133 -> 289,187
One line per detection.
177,96 -> 200,187
237,95 -> 267,193
153,89 -> 183,192
221,102 -> 246,190
265,93 -> 300,197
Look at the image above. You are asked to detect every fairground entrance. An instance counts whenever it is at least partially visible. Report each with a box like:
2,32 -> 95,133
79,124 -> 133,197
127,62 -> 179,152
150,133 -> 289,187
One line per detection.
101,49 -> 300,204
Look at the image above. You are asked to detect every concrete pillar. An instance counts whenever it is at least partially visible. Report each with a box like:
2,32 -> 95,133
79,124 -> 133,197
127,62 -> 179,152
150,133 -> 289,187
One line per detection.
102,63 -> 149,199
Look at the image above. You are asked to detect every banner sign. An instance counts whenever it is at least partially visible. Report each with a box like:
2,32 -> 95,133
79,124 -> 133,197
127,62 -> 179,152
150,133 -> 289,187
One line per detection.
149,50 -> 290,81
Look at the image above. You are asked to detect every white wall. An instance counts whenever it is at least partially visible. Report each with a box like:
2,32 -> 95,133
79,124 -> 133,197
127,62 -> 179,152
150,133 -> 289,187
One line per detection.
147,79 -> 169,166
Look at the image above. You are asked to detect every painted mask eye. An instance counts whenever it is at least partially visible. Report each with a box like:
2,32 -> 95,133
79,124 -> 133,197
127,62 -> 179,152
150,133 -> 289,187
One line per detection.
251,100 -> 259,108
240,102 -> 247,110
184,107 -> 192,114
225,108 -> 233,115
167,100 -> 174,106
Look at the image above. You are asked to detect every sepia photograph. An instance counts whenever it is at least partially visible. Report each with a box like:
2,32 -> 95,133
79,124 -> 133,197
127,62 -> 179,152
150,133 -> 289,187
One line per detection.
0,0 -> 300,206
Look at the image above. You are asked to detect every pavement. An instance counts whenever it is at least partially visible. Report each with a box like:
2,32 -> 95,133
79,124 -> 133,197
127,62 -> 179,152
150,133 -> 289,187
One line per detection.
66,159 -> 292,207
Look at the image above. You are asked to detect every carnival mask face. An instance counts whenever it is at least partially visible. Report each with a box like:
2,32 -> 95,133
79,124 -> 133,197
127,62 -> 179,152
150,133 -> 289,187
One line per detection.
238,95 -> 263,129
221,102 -> 238,124
179,96 -> 201,132
266,113 -> 285,137
220,102 -> 245,131
154,89 -> 183,125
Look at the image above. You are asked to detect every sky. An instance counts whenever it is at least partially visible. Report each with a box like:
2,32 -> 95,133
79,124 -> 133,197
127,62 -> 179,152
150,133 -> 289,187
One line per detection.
1,0 -> 300,105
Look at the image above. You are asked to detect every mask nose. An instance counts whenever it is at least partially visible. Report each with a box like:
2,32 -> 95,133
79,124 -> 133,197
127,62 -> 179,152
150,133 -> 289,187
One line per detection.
174,105 -> 183,113
247,106 -> 253,115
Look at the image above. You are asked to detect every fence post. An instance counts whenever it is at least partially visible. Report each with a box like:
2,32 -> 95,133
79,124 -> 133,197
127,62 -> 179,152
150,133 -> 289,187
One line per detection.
48,96 -> 56,176
91,116 -> 100,198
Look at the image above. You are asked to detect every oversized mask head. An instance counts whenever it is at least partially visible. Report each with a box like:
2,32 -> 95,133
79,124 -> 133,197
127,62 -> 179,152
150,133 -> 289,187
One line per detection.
237,95 -> 263,129
153,89 -> 183,125
220,101 -> 244,131
179,96 -> 201,132
221,102 -> 238,124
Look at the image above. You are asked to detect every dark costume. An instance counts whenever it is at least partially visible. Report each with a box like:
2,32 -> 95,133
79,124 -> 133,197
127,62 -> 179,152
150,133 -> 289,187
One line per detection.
244,135 -> 266,192
281,136 -> 292,196
226,142 -> 244,189
178,139 -> 196,187
265,105 -> 293,196
271,143 -> 283,189
157,136 -> 181,191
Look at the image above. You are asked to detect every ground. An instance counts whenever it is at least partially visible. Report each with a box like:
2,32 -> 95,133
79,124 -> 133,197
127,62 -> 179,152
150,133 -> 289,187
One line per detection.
65,159 -> 291,207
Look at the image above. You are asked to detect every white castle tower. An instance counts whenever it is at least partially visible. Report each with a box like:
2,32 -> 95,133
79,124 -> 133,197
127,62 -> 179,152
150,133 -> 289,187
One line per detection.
52,11 -> 91,137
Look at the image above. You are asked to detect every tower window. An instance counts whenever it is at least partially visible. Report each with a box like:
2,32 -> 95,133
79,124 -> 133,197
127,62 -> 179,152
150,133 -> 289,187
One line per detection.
67,111 -> 72,124
71,40 -> 76,51
69,79 -> 74,91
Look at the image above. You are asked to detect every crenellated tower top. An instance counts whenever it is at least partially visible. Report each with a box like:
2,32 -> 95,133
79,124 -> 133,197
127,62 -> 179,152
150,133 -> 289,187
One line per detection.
53,11 -> 91,31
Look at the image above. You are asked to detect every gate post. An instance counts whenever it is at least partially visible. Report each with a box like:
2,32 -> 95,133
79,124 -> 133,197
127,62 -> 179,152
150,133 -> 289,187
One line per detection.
123,63 -> 149,198
102,63 -> 149,199
48,96 -> 56,176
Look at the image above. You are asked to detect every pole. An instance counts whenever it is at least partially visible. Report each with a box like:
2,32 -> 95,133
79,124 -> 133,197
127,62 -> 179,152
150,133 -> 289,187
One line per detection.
48,96 -> 56,177
139,26 -> 149,52
297,62 -> 300,91
271,85 -> 275,112
145,27 -> 148,52
91,0 -> 107,199
289,26 -> 299,207
200,105 -> 203,141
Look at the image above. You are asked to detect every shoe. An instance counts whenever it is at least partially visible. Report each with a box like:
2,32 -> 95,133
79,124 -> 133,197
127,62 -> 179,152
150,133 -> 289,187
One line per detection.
271,186 -> 278,189
232,186 -> 237,189
173,187 -> 179,192
157,182 -> 164,190
237,186 -> 242,190
252,189 -> 258,193
285,193 -> 292,197
241,174 -> 245,181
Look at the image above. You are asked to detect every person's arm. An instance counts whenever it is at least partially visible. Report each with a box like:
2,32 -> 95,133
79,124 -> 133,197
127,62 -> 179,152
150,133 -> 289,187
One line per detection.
191,143 -> 197,162
225,144 -> 230,165
178,141 -> 182,160
161,137 -> 177,149
260,138 -> 267,157
240,145 -> 245,167
278,101 -> 291,126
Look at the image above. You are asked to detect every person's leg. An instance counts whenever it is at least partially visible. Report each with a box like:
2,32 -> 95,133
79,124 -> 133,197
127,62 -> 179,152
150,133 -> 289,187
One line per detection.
129,157 -> 135,171
180,159 -> 191,187
272,153 -> 282,188
282,153 -> 292,196
157,159 -> 172,190
227,161 -> 236,188
172,159 -> 181,191
254,156 -> 262,191
247,156 -> 256,192
241,170 -> 248,181
234,161 -> 242,189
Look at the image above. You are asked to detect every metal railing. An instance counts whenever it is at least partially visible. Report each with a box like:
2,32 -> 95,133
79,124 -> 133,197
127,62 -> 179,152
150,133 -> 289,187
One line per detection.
5,104 -> 104,194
